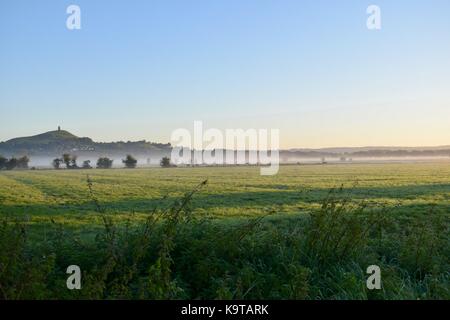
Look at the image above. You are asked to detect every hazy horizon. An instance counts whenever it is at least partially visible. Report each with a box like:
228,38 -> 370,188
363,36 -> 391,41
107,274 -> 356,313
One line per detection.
1,1 -> 450,148
2,127 -> 450,150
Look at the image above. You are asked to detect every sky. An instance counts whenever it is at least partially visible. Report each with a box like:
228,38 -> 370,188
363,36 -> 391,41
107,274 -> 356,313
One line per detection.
1,0 -> 449,148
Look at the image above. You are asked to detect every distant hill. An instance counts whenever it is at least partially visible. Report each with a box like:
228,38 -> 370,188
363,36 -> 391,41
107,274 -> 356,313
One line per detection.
283,146 -> 450,158
0,129 -> 171,157
290,146 -> 450,153
280,146 -> 450,160
1,129 -> 449,159
4,130 -> 92,147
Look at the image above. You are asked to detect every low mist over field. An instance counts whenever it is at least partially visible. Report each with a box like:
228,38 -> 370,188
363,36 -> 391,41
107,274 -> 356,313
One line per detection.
1,128 -> 450,168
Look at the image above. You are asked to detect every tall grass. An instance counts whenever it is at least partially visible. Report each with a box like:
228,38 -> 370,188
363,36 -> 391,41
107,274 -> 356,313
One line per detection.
0,178 -> 448,300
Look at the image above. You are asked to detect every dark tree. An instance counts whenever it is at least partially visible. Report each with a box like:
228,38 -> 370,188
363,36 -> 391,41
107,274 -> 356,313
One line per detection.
70,155 -> 78,169
96,157 -> 113,169
16,156 -> 30,169
0,155 -> 7,170
52,158 -> 63,169
122,155 -> 137,168
62,154 -> 78,169
160,156 -> 171,168
62,154 -> 72,168
82,160 -> 92,169
5,158 -> 18,170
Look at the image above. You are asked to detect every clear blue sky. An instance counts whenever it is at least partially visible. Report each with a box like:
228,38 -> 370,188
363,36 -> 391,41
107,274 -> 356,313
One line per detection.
1,0 -> 449,148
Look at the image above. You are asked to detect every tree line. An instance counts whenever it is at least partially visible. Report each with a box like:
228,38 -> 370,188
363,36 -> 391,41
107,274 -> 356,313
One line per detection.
0,154 -> 173,170
52,154 -> 173,169
0,155 -> 30,170
52,154 -> 140,169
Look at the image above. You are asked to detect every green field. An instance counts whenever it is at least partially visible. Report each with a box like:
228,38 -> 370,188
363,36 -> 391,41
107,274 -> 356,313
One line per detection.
0,163 -> 449,299
2,163 -> 450,224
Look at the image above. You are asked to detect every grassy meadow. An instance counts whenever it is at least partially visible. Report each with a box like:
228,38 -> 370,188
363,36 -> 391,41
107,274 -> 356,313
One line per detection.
0,162 -> 449,299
